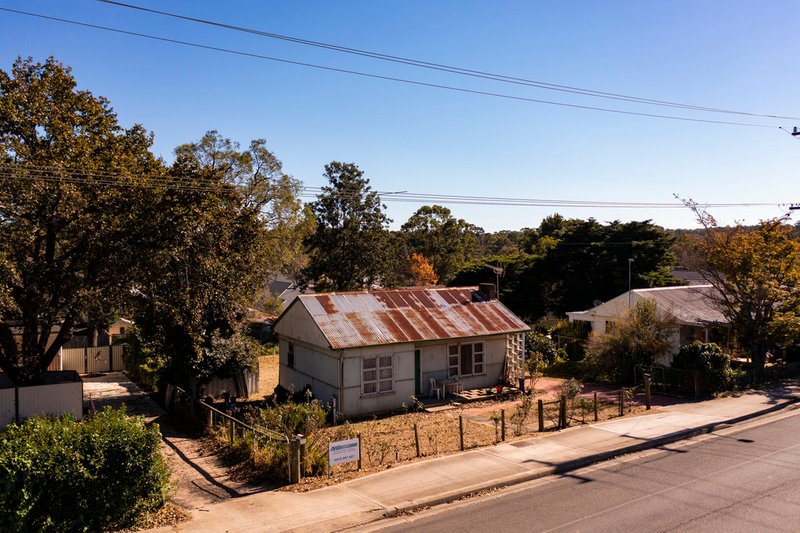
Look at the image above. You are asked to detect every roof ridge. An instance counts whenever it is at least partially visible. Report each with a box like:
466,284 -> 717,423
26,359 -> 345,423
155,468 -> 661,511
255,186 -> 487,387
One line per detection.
633,284 -> 712,293
298,286 -> 479,298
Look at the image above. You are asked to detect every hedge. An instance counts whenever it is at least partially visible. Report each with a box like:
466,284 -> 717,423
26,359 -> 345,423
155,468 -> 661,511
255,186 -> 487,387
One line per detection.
0,407 -> 171,531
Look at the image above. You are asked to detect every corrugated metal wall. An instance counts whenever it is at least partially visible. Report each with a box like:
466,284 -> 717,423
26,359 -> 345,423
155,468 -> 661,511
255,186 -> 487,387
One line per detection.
0,388 -> 15,427
54,346 -> 126,374
201,370 -> 259,398
17,381 -> 83,421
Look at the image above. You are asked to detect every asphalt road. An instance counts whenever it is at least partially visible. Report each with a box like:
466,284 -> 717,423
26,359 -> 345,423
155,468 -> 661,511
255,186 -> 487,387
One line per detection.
382,411 -> 800,532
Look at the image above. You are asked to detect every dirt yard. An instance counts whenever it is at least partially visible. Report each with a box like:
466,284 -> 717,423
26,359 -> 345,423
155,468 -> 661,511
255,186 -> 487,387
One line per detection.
253,354 -> 279,399
230,356 -> 686,492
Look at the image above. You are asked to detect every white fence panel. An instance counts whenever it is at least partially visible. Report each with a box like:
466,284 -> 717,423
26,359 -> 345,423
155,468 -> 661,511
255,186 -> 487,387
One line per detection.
0,388 -> 15,427
61,347 -> 87,373
111,345 -> 126,371
17,380 -> 83,422
86,347 -> 111,373
59,346 -> 125,373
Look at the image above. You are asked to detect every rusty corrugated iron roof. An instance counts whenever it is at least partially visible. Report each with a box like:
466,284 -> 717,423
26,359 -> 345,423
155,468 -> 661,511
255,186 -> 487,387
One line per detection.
290,287 -> 529,350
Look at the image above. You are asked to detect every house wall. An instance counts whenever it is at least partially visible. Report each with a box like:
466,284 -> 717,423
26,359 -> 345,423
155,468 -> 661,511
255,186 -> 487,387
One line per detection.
279,338 -> 340,404
340,343 -> 415,417
417,335 -> 508,395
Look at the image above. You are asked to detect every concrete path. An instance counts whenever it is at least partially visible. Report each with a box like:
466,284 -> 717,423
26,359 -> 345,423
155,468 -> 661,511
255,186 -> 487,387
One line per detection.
149,384 -> 800,532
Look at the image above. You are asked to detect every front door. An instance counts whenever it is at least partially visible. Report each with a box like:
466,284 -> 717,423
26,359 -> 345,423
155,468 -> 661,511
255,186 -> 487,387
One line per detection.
414,349 -> 421,395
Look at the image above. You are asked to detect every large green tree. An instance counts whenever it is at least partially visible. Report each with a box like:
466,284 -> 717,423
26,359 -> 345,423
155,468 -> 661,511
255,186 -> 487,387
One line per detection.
0,57 -> 163,384
536,217 -> 676,315
133,132 -> 313,387
400,205 -> 478,284
303,162 -> 391,291
685,203 -> 800,380
449,217 -> 676,321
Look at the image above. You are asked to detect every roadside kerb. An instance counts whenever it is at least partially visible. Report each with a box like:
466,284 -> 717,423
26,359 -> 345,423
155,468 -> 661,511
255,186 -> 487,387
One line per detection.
381,395 -> 800,519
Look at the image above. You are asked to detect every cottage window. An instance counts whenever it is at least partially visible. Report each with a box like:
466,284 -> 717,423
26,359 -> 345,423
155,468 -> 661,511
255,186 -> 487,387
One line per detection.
288,342 -> 295,369
362,355 -> 393,395
448,342 -> 484,377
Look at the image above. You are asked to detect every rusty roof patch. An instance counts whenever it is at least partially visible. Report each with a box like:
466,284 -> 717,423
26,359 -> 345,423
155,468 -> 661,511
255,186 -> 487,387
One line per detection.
293,287 -> 529,350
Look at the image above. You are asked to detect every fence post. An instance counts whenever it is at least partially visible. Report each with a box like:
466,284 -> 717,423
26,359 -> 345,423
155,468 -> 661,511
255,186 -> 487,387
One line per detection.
228,419 -> 234,444
298,434 -> 307,477
559,395 -> 567,429
538,399 -> 544,432
459,415 -> 464,451
289,436 -> 301,483
593,391 -> 598,422
618,389 -> 624,416
501,409 -> 506,441
644,374 -> 651,410
357,433 -> 363,470
413,424 -> 420,457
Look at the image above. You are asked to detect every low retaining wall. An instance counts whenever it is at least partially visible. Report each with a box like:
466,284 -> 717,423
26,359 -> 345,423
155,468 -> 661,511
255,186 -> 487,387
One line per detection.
0,371 -> 83,428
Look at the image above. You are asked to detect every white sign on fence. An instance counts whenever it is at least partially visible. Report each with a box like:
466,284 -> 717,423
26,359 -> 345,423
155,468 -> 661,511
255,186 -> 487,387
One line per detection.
328,437 -> 360,466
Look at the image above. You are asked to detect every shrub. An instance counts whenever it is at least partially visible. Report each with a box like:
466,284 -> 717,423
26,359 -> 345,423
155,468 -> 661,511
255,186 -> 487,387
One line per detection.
549,320 -> 591,361
241,400 -> 329,477
672,342 -> 733,393
589,299 -> 675,383
122,326 -> 168,391
526,333 -> 559,363
0,407 -> 170,531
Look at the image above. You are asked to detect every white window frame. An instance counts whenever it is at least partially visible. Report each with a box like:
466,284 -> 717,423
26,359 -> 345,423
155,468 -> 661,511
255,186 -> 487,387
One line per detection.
448,341 -> 485,377
362,354 -> 394,396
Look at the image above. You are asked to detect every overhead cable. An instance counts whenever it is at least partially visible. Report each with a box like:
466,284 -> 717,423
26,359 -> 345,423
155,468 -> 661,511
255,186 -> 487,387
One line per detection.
97,0 -> 800,121
0,7 -> 780,129
0,164 -> 785,210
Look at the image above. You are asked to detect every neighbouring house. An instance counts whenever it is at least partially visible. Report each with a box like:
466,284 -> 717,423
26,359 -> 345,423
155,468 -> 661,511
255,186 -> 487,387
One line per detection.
64,317 -> 133,348
273,285 -> 529,416
267,274 -> 313,310
566,285 -> 731,365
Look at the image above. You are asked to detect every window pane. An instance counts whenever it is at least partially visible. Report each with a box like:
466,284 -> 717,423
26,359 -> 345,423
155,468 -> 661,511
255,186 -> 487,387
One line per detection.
474,363 -> 483,374
475,353 -> 483,363
474,342 -> 484,354
449,367 -> 459,377
363,370 -> 376,381
379,368 -> 392,380
449,345 -> 459,356
363,357 -> 376,369
363,382 -> 377,394
379,356 -> 392,367
379,380 -> 392,392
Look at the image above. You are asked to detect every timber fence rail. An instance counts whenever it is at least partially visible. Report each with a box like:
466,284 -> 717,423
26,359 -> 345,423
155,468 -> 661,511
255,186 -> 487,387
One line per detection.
169,386 -> 295,481
322,414 -> 498,475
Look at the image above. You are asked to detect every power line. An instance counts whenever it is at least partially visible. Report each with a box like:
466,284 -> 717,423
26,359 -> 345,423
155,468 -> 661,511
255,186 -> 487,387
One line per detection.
0,164 -> 787,210
0,7 -> 780,129
97,0 -> 800,121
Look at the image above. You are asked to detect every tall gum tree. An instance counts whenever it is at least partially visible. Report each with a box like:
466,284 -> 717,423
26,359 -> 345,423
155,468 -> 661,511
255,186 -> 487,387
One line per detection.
303,162 -> 391,291
0,57 -> 163,384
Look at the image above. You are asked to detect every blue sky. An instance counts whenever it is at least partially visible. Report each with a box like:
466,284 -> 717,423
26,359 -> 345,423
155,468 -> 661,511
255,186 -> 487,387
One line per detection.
2,1 -> 799,231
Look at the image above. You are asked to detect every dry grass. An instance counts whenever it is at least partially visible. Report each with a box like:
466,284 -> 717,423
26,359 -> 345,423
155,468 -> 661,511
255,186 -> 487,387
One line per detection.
226,356 -> 668,491
253,354 -> 279,399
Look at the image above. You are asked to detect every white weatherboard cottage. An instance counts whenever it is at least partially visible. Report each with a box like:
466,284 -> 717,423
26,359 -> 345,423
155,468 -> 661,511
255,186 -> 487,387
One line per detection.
566,285 -> 730,365
273,286 -> 529,416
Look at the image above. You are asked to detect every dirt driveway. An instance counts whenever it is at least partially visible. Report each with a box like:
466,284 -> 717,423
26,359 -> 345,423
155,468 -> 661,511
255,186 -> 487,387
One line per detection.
82,373 -> 267,512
